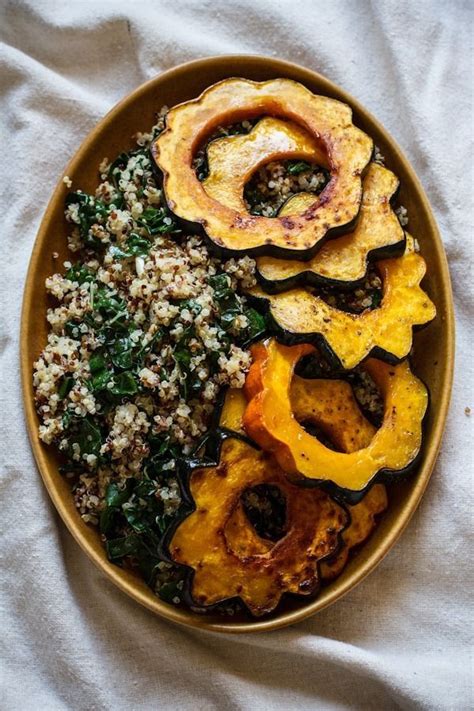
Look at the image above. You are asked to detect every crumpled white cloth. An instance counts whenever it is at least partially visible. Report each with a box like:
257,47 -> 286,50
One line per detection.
1,1 -> 472,709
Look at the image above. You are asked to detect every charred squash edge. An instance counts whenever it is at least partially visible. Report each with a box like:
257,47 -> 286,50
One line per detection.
159,428 -> 351,615
248,240 -> 437,370
218,386 -> 389,581
284,407 -> 427,506
158,411 -> 350,617
256,164 -> 406,291
152,77 -> 374,259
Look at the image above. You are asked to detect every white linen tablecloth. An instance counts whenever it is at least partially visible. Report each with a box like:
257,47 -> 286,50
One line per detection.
1,1 -> 472,709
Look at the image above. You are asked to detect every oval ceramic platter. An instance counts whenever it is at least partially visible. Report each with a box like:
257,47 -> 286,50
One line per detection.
21,56 -> 454,633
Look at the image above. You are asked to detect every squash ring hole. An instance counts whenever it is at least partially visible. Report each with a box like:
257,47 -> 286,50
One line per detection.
244,159 -> 331,217
314,263 -> 383,312
297,420 -> 343,452
241,484 -> 287,543
347,368 -> 384,428
290,354 -> 384,454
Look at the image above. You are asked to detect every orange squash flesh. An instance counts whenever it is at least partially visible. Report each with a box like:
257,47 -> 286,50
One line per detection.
152,78 -> 373,256
219,388 -> 248,433
249,237 -> 436,369
218,381 -> 387,580
320,483 -> 388,580
257,162 -> 405,287
290,375 -> 376,452
169,437 -> 347,616
242,339 -> 428,495
203,116 -> 327,211
222,482 -> 388,581
221,376 -> 376,453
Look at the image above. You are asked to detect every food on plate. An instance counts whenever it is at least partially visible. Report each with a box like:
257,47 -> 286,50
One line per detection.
33,77 -> 435,618
243,339 -> 428,499
152,78 -> 373,256
165,436 -> 347,616
203,116 -> 327,211
256,162 -> 405,290
320,483 -> 388,580
249,236 -> 436,370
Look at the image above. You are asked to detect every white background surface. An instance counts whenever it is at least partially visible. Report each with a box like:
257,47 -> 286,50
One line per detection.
1,1 -> 473,709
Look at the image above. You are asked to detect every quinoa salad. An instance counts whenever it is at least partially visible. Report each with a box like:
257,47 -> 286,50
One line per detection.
33,107 -> 407,612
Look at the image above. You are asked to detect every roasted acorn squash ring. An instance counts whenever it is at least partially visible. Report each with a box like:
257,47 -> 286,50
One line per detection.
152,78 -> 373,257
203,116 -> 327,211
218,383 -> 387,582
165,435 -> 347,617
203,125 -> 404,287
249,236 -> 436,369
223,482 -> 389,584
257,162 -> 406,290
242,339 -> 429,500
221,372 -> 377,453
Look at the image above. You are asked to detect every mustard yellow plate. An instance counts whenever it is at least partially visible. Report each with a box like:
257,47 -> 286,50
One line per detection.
21,56 -> 454,633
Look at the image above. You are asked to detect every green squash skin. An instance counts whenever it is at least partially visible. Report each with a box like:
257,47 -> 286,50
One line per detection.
245,294 -> 399,371
290,448 -> 424,506
154,120 -> 374,261
283,372 -> 430,506
164,197 -> 366,261
158,350 -> 428,614
246,292 -> 436,372
157,427 -> 260,615
255,236 -> 406,293
257,237 -> 407,294
157,429 -> 253,562
242,351 -> 430,505
152,201 -> 366,260
255,182 -> 407,293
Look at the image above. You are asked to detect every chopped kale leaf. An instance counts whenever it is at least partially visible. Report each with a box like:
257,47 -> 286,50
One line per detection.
286,160 -> 312,175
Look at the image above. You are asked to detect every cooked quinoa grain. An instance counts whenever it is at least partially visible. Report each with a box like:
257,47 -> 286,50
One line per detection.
396,205 -> 409,227
244,159 -> 330,216
318,266 -> 383,313
33,109 -> 266,605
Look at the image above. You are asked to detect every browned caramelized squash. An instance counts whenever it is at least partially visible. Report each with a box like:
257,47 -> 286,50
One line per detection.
242,339 -> 428,498
249,236 -> 436,369
219,380 -> 387,580
290,375 -> 376,453
168,437 -> 347,616
320,484 -> 388,580
204,116 -> 326,211
152,78 -> 373,257
257,163 -> 405,289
